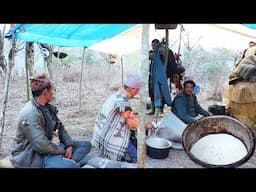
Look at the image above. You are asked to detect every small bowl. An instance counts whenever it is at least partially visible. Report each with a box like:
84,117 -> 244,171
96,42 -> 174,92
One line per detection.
146,137 -> 172,159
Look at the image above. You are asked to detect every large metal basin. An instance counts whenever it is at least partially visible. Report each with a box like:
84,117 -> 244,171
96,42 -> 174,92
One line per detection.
182,115 -> 255,168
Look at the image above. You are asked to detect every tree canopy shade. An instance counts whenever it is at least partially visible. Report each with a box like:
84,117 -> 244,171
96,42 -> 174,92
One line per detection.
6,24 -> 137,47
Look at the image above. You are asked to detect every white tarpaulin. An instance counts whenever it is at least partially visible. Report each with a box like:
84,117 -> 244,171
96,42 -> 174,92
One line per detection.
89,24 -> 167,55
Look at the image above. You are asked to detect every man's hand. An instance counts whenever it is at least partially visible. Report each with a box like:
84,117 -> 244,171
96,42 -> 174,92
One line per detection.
122,110 -> 138,129
64,146 -> 73,159
145,122 -> 154,129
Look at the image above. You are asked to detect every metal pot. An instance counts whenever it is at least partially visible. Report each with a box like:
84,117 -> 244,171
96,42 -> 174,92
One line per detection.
146,137 -> 172,159
208,104 -> 225,115
182,115 -> 255,168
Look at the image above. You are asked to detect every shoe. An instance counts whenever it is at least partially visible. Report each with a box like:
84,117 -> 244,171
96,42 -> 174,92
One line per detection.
146,110 -> 155,115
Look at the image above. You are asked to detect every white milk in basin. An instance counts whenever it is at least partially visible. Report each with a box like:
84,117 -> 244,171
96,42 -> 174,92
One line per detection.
190,133 -> 248,165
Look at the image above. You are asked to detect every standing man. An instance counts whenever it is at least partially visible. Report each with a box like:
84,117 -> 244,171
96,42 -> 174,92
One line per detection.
147,39 -> 175,115
9,73 -> 92,168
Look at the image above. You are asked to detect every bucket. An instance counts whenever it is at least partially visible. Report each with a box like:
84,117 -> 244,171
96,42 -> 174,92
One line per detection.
182,115 -> 255,168
146,137 -> 172,159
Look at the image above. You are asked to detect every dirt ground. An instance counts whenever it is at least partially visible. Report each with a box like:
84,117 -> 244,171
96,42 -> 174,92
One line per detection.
1,74 -> 256,168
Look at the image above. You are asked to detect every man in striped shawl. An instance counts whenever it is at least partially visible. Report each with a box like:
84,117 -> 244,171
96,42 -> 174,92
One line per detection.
92,74 -> 142,163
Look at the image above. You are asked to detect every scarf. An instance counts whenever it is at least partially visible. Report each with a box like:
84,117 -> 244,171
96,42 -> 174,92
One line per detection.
36,103 -> 59,140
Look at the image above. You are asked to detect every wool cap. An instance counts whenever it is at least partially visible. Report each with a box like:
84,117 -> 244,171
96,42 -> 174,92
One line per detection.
29,73 -> 51,91
124,74 -> 141,89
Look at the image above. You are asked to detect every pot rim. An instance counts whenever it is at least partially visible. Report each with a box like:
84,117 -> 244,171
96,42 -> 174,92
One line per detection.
146,137 -> 172,149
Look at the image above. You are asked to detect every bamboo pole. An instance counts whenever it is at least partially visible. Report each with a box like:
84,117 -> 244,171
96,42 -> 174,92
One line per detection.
137,24 -> 150,168
79,47 -> 86,112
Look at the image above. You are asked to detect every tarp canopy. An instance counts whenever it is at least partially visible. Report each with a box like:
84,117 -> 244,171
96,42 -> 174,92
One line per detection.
7,24 -> 256,55
89,24 -> 166,55
244,24 -> 256,29
90,24 -> 256,55
7,24 -> 137,47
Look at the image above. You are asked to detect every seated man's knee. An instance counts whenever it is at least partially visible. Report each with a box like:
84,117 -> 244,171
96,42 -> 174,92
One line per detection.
72,141 -> 92,162
44,155 -> 79,168
74,140 -> 92,149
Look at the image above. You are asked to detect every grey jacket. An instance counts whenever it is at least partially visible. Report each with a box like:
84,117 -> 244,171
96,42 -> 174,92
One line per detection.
9,98 -> 73,168
172,91 -> 210,124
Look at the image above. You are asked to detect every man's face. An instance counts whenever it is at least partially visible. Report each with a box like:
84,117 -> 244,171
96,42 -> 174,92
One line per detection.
151,41 -> 159,50
128,87 -> 139,98
44,84 -> 54,102
184,83 -> 194,95
249,42 -> 256,47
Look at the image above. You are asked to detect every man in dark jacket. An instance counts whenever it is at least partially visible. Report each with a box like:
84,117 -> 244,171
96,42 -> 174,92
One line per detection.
172,80 -> 210,124
9,73 -> 91,168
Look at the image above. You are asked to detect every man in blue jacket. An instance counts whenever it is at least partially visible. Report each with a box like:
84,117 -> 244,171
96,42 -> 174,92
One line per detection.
147,39 -> 173,116
172,80 -> 210,124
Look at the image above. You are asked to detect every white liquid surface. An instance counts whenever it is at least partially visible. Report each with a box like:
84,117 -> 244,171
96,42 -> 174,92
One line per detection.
190,133 -> 248,165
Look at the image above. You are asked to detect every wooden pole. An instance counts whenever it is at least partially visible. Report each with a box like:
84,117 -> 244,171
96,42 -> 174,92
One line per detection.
137,24 -> 150,168
79,47 -> 86,112
106,55 -> 111,90
25,42 -> 30,101
121,56 -> 124,86
178,25 -> 183,55
164,29 -> 169,69
0,24 -> 16,149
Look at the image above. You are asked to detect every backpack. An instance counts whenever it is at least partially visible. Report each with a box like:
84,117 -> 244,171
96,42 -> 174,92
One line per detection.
165,48 -> 178,77
174,53 -> 186,74
160,46 -> 185,77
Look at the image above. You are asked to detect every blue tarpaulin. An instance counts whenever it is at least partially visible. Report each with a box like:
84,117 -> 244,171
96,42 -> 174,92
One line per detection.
244,24 -> 256,29
7,24 -> 136,47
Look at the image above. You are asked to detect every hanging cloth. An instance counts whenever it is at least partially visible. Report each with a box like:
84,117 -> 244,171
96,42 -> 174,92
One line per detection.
150,42 -> 172,107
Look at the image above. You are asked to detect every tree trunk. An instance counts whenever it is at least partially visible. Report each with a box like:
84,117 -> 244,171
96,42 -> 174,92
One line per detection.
137,24 -> 150,168
26,42 -> 35,76
43,45 -> 55,102
44,45 -> 54,80
0,24 -> 16,150
25,42 -> 35,101
0,24 -> 6,78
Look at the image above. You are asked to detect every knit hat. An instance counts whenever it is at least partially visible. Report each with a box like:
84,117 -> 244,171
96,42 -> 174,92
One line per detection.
124,74 -> 141,89
29,73 -> 51,91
